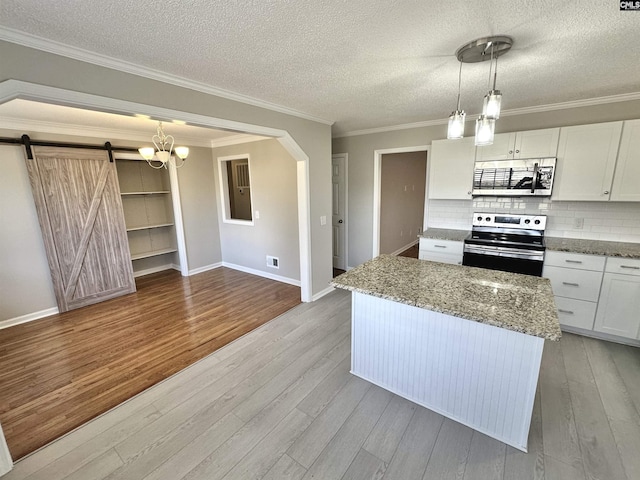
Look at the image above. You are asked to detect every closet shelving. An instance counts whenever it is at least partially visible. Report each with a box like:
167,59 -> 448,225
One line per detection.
115,158 -> 179,271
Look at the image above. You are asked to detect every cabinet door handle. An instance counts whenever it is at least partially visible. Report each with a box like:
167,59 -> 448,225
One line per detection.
562,282 -> 580,287
434,245 -> 447,248
515,149 -> 520,153
565,260 -> 583,264
558,309 -> 574,315
508,150 -> 513,154
603,191 -> 609,195
620,265 -> 640,270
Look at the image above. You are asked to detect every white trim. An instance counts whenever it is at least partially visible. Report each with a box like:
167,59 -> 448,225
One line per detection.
373,145 -> 429,258
0,117 -> 214,147
210,134 -> 269,148
132,264 -> 181,278
312,285 -> 335,301
217,153 -> 255,226
0,307 -> 59,330
0,423 -> 11,477
222,262 -> 301,287
389,239 -> 419,257
334,91 -> 640,138
0,27 -> 334,126
168,162 -> 189,275
188,262 -> 223,276
0,80 -> 312,303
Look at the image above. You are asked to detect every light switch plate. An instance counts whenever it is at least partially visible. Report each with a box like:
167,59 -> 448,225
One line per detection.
320,215 -> 327,225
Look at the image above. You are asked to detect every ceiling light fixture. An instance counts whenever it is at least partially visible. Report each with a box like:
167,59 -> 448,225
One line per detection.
138,121 -> 189,169
447,61 -> 466,139
453,35 -> 513,146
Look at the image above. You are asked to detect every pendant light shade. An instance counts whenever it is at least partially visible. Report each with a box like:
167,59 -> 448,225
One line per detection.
138,121 -> 188,169
447,111 -> 466,139
447,61 -> 466,139
482,90 -> 502,119
475,115 -> 495,146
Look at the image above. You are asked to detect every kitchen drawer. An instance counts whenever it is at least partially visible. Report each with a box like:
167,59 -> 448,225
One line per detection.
554,296 -> 597,330
419,250 -> 462,265
419,238 -> 464,255
544,250 -> 605,272
605,257 -> 640,276
542,265 -> 603,301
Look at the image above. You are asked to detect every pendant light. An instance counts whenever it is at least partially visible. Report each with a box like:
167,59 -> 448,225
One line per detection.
453,36 -> 513,147
482,43 -> 502,119
447,61 -> 466,139
138,121 -> 189,169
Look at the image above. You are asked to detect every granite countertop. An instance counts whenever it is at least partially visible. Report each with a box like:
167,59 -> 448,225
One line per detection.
420,229 -> 640,259
545,237 -> 640,259
332,255 -> 561,341
419,228 -> 469,242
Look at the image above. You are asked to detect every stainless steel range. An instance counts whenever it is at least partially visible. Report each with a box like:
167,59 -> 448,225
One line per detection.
463,213 -> 547,276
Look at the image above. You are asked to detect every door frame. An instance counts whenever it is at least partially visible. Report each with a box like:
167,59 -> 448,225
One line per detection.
372,145 -> 429,258
0,79 -> 313,302
331,153 -> 348,270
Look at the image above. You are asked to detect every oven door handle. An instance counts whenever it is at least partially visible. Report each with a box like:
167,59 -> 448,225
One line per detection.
464,244 -> 544,260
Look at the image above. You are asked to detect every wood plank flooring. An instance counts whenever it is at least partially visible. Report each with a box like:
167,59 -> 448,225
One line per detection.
3,289 -> 640,480
0,268 -> 301,461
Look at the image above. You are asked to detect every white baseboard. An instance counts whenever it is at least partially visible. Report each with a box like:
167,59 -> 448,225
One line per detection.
188,262 -> 223,276
0,307 -> 59,330
133,264 -> 181,278
312,285 -> 335,302
390,239 -> 419,257
222,262 -> 301,287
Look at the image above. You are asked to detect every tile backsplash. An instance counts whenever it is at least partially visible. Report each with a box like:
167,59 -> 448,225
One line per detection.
427,198 -> 640,243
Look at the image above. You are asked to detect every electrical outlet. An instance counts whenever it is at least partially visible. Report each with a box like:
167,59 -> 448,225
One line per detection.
574,217 -> 584,229
255,210 -> 260,219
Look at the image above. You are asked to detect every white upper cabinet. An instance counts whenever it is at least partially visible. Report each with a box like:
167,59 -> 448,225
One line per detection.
552,121 -> 623,201
475,128 -> 560,161
428,137 -> 475,200
610,119 -> 640,201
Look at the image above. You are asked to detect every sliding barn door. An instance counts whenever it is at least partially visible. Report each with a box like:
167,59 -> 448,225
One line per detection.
25,146 -> 136,312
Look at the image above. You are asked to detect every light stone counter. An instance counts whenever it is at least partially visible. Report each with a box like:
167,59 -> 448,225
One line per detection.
332,254 -> 561,341
546,237 -> 640,259
419,228 -> 469,242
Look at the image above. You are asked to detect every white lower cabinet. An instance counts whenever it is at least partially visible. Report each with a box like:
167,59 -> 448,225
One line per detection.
543,252 -> 604,333
418,238 -> 463,265
544,252 -> 640,342
594,258 -> 640,339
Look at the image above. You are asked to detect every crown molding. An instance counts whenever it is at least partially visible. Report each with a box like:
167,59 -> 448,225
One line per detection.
210,134 -> 269,148
0,27 -> 334,126
333,91 -> 640,139
0,116 -> 215,147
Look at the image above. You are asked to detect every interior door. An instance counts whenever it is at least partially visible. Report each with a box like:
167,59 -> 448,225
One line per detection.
332,154 -> 347,270
25,146 -> 136,312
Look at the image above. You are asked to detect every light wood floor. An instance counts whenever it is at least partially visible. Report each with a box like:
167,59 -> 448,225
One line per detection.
0,268 -> 301,460
4,289 -> 640,480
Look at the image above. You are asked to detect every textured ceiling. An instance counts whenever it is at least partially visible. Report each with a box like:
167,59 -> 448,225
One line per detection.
1,1 -> 639,136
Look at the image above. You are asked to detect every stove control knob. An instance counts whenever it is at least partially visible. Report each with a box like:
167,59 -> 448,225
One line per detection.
534,219 -> 541,225
485,217 -> 491,222
524,219 -> 531,224
477,216 -> 483,221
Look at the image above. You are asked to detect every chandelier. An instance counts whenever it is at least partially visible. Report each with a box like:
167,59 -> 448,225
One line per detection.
447,36 -> 513,145
138,122 -> 189,169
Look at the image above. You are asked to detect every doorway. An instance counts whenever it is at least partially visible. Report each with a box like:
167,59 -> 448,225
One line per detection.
373,146 -> 429,257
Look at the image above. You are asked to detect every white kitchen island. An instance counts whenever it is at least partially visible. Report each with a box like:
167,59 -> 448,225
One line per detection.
332,255 -> 561,452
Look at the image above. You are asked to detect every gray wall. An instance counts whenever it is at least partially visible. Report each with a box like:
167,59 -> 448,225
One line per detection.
380,151 -> 427,254
176,146 -> 222,270
212,139 -> 300,281
333,99 -> 640,267
0,144 -> 57,320
0,40 -> 333,298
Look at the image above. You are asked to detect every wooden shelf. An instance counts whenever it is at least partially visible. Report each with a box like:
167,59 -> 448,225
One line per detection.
126,223 -> 174,232
130,248 -> 177,261
121,191 -> 171,196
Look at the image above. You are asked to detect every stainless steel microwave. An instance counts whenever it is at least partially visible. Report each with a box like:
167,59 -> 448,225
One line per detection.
472,157 -> 556,196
